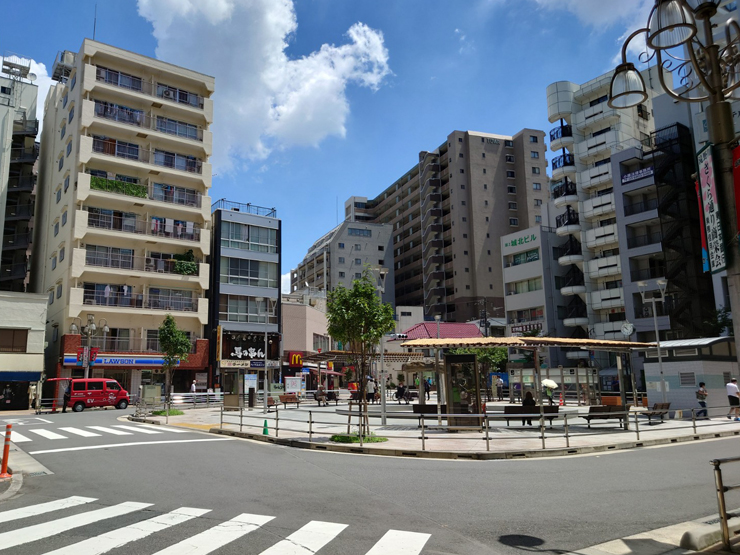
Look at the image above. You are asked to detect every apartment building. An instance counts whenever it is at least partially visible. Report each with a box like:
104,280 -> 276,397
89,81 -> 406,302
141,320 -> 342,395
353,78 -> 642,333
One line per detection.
546,69 -> 660,366
344,129 -> 548,322
0,55 -> 39,292
290,221 -> 394,305
209,199 -> 281,393
34,40 -> 214,392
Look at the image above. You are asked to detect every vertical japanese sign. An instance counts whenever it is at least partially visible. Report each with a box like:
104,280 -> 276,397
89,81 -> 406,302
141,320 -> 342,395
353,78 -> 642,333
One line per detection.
733,144 -> 740,239
697,144 -> 727,273
695,180 -> 710,273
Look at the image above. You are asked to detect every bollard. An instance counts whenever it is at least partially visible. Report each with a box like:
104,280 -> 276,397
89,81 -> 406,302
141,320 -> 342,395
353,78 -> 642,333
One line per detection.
308,411 -> 313,442
564,413 -> 570,448
484,415 -> 490,452
0,424 -> 12,480
275,410 -> 279,438
420,415 -> 426,451
262,419 -> 269,436
692,408 -> 697,434
634,412 -> 640,441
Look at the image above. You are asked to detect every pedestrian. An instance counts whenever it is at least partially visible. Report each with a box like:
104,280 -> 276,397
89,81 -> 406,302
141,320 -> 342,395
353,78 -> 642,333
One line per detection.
396,382 -> 406,405
62,383 -> 71,413
366,378 -> 376,404
727,378 -> 740,421
696,381 -> 709,419
545,386 -> 554,406
496,376 -> 504,401
424,378 -> 431,401
190,380 -> 197,394
522,390 -> 536,426
514,382 -> 522,403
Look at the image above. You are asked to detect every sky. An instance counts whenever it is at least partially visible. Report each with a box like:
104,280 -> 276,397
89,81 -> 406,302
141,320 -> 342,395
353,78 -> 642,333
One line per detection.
2,0 -> 656,293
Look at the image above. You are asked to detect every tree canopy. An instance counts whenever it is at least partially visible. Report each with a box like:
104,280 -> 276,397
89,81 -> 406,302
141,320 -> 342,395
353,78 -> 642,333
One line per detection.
158,315 -> 192,411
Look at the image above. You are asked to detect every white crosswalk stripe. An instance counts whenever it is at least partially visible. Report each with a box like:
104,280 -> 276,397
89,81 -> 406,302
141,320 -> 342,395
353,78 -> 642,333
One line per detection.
0,501 -> 152,550
259,520 -> 348,554
0,496 -> 96,524
9,430 -> 31,443
42,507 -> 211,555
28,429 -> 67,440
135,424 -> 190,433
112,425 -> 162,434
0,497 -> 431,554
58,427 -> 101,438
86,426 -> 133,436
151,512 -> 275,555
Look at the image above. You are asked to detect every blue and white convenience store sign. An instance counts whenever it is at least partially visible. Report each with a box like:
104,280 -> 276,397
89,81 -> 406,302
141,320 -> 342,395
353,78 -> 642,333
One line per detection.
63,354 -> 178,367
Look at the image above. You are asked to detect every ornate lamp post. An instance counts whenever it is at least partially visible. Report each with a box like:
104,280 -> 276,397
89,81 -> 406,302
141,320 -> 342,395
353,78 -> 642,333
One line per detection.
609,0 -> 740,341
69,314 -> 109,379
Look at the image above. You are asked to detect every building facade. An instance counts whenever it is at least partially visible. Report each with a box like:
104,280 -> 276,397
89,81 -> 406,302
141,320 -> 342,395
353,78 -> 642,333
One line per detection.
290,221 -> 394,305
344,129 -> 548,322
546,69 -> 661,366
0,55 -> 39,292
33,40 -> 214,393
209,200 -> 281,393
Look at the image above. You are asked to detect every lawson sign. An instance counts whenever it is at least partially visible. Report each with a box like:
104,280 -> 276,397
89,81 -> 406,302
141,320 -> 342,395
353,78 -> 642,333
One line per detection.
63,354 -> 180,367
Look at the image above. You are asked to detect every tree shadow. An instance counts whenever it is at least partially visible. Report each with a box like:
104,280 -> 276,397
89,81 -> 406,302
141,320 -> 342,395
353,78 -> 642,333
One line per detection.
498,534 -> 690,555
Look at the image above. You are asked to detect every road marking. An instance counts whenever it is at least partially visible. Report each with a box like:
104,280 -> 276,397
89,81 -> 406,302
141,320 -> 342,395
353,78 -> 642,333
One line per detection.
58,427 -> 101,438
29,437 -> 236,454
151,512 -> 275,554
28,429 -> 67,440
112,425 -> 162,434
87,426 -> 132,436
135,424 -> 190,433
0,496 -> 97,524
0,501 -> 151,550
10,431 -> 31,443
259,520 -> 348,554
42,506 -> 211,555
365,530 -> 431,554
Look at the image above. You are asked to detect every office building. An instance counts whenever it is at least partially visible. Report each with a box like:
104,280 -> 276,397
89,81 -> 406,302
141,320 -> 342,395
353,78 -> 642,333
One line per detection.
0,55 -> 39,291
344,129 -> 548,322
209,199 -> 281,393
34,40 -> 214,392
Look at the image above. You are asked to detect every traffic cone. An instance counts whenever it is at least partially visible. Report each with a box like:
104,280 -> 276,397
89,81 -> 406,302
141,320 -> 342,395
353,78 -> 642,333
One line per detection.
559,392 -> 564,406
263,420 -> 269,436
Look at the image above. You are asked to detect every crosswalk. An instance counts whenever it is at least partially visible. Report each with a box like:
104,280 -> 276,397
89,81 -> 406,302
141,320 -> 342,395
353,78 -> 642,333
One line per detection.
0,496 -> 432,554
9,424 -> 189,444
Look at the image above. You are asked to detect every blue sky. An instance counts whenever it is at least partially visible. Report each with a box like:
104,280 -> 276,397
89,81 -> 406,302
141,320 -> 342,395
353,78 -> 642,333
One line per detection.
2,0 -> 652,291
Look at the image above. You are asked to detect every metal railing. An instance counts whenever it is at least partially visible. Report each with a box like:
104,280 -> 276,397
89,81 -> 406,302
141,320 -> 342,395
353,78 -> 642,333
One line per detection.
4,204 -> 33,219
2,232 -> 30,249
7,176 -> 36,190
0,263 -> 27,281
550,124 -> 573,142
630,267 -> 666,282
13,118 -> 39,135
86,212 -> 202,242
627,232 -> 662,249
556,209 -> 579,228
9,145 -> 39,163
711,456 -> 740,549
93,101 -> 204,141
85,253 -> 200,275
623,198 -> 658,216
552,153 -> 575,171
92,138 -> 203,174
212,199 -> 277,217
80,289 -> 199,312
86,335 -> 199,353
95,66 -> 205,109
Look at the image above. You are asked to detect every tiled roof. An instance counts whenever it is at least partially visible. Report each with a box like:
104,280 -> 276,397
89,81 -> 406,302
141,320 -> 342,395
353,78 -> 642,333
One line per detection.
400,322 -> 484,340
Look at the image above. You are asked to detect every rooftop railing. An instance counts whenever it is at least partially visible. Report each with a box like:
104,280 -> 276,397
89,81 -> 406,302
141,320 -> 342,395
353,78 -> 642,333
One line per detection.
212,199 -> 277,217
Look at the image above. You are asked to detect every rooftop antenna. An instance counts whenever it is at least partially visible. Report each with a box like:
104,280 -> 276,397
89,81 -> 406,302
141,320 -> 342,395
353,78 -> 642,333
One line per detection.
93,3 -> 98,41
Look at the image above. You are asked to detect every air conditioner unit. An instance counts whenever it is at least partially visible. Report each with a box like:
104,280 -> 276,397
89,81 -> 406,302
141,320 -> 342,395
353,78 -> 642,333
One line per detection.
162,89 -> 174,99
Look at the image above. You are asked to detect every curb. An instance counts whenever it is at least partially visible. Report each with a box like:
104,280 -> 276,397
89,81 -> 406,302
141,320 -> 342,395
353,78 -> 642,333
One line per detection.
680,513 -> 740,551
0,471 -> 22,503
205,426 -> 740,460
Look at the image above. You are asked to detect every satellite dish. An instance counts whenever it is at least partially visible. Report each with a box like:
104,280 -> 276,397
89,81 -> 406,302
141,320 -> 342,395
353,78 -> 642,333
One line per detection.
27,73 -> 37,82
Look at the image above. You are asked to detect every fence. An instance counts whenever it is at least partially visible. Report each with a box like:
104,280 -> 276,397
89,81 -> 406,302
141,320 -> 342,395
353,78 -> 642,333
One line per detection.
711,456 -> 740,549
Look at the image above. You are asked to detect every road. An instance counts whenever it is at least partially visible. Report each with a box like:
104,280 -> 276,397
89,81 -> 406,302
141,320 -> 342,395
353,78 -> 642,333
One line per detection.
0,408 -> 734,554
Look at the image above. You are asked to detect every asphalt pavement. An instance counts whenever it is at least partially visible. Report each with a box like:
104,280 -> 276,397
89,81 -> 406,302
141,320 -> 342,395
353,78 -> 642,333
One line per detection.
0,406 -> 737,554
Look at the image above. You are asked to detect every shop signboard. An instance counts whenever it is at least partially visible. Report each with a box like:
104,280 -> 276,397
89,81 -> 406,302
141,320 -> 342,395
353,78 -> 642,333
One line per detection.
697,144 -> 726,273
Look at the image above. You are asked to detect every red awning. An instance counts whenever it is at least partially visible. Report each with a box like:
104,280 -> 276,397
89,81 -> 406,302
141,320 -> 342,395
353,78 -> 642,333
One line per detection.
311,369 -> 343,376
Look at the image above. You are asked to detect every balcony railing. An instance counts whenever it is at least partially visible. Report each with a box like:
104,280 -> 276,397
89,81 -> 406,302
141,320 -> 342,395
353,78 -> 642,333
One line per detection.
5,204 -> 33,219
552,153 -> 575,171
212,198 -> 277,217
92,137 -> 203,174
556,208 -> 579,228
85,252 -> 200,275
86,212 -> 202,242
623,198 -> 658,217
2,232 -> 30,250
553,238 -> 582,259
562,268 -> 585,288
88,335 -> 198,354
82,290 -> 199,312
87,173 -> 203,207
630,267 -> 666,282
93,101 -> 204,141
0,263 -> 27,281
10,145 -> 39,163
552,179 -> 578,199
627,232 -> 662,249
95,66 -> 205,109
566,302 -> 588,318
7,176 -> 36,191
550,124 -> 573,143
13,118 -> 38,135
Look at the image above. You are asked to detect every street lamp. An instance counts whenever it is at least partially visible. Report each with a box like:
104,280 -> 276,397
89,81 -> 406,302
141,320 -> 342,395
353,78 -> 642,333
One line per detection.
374,267 -> 389,424
609,0 -> 740,343
254,297 -> 276,414
69,314 -> 108,379
637,280 -> 669,402
434,314 -> 442,424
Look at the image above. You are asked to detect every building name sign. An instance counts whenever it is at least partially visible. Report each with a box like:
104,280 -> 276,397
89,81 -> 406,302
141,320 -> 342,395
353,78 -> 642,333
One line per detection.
221,359 -> 280,369
486,138 -> 500,145
697,144 -> 727,273
504,233 -> 537,248
620,166 -> 654,185
510,322 -> 543,334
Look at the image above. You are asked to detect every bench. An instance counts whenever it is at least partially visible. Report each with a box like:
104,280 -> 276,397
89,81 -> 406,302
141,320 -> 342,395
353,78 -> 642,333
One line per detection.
314,391 -> 340,406
412,404 -> 447,414
278,394 -> 301,409
584,405 -> 629,428
503,405 -> 559,427
641,402 -> 671,424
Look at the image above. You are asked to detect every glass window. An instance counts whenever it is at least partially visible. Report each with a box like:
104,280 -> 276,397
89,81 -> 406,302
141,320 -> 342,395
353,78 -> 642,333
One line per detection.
60,247 -> 65,261
338,243 -> 344,249
63,93 -> 68,108
58,157 -> 63,171
64,176 -> 70,192
66,141 -> 72,157
51,256 -> 57,270
61,124 -> 66,139
62,211 -> 68,226
509,218 -> 519,226
56,189 -> 62,203
68,106 -> 74,123
529,135 -> 538,143
218,294 -> 277,324
532,167 -> 541,174
54,222 -> 59,236
354,258 -> 361,265
506,171 -> 515,178
338,257 -> 345,264
219,257 -> 278,288
56,283 -> 63,299
339,271 -> 345,278
531,151 -> 539,158
504,140 -> 514,147
533,183 -> 542,190
220,221 -> 277,253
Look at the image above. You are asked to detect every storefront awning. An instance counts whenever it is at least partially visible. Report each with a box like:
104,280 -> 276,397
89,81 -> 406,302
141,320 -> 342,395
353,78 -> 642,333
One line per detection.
0,371 -> 42,382
311,369 -> 343,376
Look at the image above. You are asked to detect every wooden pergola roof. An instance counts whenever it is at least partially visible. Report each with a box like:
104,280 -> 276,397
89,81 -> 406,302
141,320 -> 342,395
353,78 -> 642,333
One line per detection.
400,336 -> 654,352
302,350 -> 426,364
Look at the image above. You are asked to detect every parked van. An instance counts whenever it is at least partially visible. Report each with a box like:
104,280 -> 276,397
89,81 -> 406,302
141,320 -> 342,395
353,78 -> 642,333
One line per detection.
68,378 -> 129,412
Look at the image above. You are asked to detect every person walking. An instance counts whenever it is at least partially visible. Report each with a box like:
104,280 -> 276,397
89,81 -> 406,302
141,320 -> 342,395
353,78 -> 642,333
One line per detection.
424,378 -> 431,401
522,390 -> 536,426
496,376 -> 504,402
190,380 -> 197,394
727,378 -> 740,421
366,378 -> 376,404
696,382 -> 709,419
545,386 -> 554,406
396,382 -> 407,405
62,383 -> 71,413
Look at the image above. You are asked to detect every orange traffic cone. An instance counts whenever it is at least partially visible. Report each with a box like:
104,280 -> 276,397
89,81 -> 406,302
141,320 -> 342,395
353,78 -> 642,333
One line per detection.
559,392 -> 564,406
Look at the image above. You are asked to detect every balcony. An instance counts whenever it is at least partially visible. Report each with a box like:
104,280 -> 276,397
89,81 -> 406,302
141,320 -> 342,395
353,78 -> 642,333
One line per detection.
560,267 -> 586,296
630,267 -> 666,282
94,66 -> 205,109
10,145 -> 39,164
4,204 -> 33,221
0,263 -> 27,282
586,255 -> 621,280
88,335 -> 199,354
7,176 -> 36,193
593,320 -> 626,339
551,178 -> 578,208
84,174 -> 204,209
576,130 -> 617,163
552,153 -> 576,180
582,193 -> 615,220
554,238 -> 584,266
579,164 -> 612,190
2,232 -> 30,251
555,208 -> 581,236
627,231 -> 662,249
584,223 -> 618,249
550,124 -> 574,151
91,137 -> 203,175
92,101 -> 204,142
624,198 -> 658,217
13,118 -> 38,136
573,103 -> 620,132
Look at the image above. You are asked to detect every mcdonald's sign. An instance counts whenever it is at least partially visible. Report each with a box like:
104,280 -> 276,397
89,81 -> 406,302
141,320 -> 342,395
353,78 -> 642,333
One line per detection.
288,352 -> 303,368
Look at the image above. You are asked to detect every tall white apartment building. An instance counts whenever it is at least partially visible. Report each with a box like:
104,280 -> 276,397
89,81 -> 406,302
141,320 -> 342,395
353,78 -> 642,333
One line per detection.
546,69 -> 661,360
33,40 -> 214,391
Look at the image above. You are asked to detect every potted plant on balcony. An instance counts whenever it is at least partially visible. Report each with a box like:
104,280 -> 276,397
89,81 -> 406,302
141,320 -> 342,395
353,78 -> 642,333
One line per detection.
173,250 -> 197,275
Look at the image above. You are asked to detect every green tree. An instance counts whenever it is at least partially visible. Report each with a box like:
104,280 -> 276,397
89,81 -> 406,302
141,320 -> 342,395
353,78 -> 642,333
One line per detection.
703,306 -> 734,337
158,314 -> 192,419
327,269 -> 394,434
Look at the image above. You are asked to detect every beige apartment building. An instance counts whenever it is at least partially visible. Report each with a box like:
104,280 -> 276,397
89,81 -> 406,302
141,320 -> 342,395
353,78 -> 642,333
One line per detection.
33,40 -> 214,391
345,129 -> 548,322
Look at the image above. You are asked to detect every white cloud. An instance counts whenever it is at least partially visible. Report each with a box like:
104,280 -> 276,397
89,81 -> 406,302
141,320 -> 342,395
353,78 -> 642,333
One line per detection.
136,0 -> 391,173
531,0 -> 650,30
454,28 -> 475,55
281,272 -> 291,294
0,57 -> 54,138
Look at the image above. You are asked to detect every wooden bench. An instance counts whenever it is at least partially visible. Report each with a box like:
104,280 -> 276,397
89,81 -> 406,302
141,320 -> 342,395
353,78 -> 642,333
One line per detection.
584,405 -> 629,428
278,394 -> 301,409
412,404 -> 447,414
503,405 -> 559,427
314,391 -> 340,406
641,402 -> 671,424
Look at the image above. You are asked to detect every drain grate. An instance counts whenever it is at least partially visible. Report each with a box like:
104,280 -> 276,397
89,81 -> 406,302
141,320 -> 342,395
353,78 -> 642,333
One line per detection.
26,471 -> 50,477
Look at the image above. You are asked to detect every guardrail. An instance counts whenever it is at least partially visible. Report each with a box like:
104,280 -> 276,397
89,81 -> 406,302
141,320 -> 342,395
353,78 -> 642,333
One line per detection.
711,456 -> 740,549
